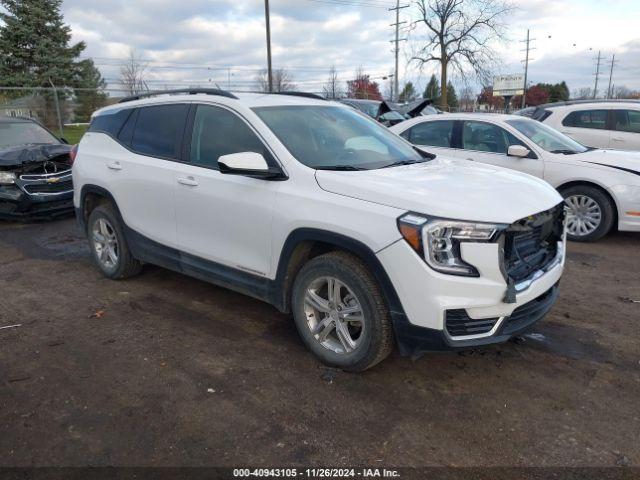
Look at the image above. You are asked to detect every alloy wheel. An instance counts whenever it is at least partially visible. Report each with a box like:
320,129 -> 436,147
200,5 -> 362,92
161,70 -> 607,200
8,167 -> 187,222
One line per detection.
92,218 -> 119,269
303,276 -> 365,354
565,194 -> 602,237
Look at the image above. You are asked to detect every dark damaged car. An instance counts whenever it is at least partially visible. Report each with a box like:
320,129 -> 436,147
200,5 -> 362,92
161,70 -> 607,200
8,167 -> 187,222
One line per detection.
0,116 -> 75,219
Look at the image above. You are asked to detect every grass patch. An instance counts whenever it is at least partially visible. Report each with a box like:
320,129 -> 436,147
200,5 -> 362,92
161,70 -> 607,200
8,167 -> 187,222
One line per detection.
62,124 -> 89,145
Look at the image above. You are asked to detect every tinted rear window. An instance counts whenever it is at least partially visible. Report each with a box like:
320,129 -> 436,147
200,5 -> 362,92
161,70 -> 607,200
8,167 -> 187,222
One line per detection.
404,120 -> 455,148
131,104 -> 189,159
562,110 -> 608,129
89,108 -> 133,137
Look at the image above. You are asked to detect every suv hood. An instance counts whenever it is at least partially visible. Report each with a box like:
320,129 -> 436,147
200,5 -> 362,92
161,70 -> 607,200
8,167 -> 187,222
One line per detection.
315,157 -> 563,224
0,144 -> 71,167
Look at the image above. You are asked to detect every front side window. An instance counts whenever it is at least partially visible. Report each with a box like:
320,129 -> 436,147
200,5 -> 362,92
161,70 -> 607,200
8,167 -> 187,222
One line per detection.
253,105 -> 424,170
506,118 -> 588,154
562,109 -> 608,130
131,104 -> 189,159
461,121 -> 523,154
403,121 -> 454,148
190,105 -> 270,169
613,110 -> 640,134
0,121 -> 59,148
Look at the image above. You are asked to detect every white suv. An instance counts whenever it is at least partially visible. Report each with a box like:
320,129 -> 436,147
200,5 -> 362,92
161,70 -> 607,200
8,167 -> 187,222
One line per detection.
73,89 -> 566,371
525,100 -> 640,151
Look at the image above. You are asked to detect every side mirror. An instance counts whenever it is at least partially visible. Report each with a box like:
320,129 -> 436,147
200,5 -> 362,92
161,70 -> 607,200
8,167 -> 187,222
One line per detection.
218,152 -> 283,179
60,137 -> 69,145
507,145 -> 530,158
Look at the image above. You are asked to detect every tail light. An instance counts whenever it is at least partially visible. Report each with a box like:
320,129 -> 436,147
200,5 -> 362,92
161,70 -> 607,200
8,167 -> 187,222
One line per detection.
69,144 -> 78,165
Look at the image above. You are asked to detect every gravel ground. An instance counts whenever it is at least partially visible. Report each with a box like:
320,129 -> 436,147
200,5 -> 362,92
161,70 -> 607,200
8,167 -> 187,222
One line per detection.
0,218 -> 638,468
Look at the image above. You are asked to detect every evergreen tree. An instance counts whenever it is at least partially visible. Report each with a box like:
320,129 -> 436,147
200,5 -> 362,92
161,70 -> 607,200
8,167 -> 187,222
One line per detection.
398,81 -> 417,103
73,59 -> 107,122
423,74 -> 440,102
446,82 -> 458,109
0,0 -> 86,125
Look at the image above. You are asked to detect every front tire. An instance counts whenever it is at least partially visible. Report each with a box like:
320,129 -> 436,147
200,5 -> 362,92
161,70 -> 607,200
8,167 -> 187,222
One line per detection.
87,204 -> 142,279
561,185 -> 615,242
291,251 -> 393,372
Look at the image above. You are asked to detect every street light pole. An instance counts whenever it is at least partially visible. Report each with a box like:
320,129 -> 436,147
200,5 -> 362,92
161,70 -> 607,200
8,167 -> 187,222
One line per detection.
264,0 -> 273,93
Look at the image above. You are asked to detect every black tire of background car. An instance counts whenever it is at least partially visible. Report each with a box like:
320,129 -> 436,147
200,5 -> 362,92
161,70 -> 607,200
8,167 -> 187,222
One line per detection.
291,251 -> 394,372
88,204 -> 143,279
561,185 -> 616,242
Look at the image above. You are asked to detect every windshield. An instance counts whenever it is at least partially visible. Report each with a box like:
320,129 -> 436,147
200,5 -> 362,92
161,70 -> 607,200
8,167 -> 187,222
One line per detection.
380,110 -> 406,121
346,101 -> 379,118
506,118 -> 588,154
0,121 -> 59,148
253,105 -> 425,170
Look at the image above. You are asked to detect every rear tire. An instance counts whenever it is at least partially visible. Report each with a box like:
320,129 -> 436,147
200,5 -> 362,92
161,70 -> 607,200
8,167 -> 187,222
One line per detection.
291,251 -> 393,372
87,204 -> 142,279
560,185 -> 615,242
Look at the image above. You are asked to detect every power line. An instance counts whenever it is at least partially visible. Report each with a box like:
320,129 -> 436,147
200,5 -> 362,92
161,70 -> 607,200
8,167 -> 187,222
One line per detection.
304,0 -> 394,8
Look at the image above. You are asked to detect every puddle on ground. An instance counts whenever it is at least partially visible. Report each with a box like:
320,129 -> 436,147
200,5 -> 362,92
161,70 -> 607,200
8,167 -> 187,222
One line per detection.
520,321 -> 612,365
0,220 -> 89,261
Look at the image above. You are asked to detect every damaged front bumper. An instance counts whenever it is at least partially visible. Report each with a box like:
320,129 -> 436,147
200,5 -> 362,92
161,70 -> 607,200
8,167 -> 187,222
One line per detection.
0,169 -> 74,219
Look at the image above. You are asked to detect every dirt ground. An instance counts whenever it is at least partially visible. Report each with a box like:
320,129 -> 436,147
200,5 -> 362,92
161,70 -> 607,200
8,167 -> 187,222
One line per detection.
0,217 -> 638,468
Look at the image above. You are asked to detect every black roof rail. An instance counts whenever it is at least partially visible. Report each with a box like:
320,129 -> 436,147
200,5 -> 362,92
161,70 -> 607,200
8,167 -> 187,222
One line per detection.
271,91 -> 326,100
118,88 -> 238,104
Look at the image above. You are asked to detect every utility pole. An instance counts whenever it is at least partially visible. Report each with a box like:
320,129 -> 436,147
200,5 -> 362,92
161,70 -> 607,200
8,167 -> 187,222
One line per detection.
593,50 -> 602,99
48,78 -> 63,137
389,0 -> 408,102
606,54 -> 617,99
264,0 -> 273,93
520,29 -> 535,109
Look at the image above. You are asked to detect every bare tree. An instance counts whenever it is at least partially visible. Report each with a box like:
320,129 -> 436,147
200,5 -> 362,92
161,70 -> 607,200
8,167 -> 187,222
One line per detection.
119,49 -> 149,96
322,66 -> 342,99
410,0 -> 512,109
256,68 -> 295,93
458,85 -> 476,111
573,87 -> 593,100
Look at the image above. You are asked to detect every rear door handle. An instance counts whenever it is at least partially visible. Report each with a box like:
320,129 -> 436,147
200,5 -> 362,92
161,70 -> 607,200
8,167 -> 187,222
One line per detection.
107,161 -> 122,171
177,176 -> 199,187
465,158 -> 475,161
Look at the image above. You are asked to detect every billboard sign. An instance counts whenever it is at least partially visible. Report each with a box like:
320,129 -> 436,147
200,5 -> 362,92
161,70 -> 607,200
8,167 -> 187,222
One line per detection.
493,74 -> 524,96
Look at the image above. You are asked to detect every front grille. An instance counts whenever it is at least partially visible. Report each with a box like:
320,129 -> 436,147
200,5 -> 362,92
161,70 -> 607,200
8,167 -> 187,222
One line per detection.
23,179 -> 73,194
503,204 -> 565,283
445,310 -> 499,337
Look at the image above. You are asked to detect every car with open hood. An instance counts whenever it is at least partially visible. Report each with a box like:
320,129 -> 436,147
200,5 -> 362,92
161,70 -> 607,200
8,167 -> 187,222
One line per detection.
0,116 -> 75,219
391,113 -> 640,241
73,89 -> 565,371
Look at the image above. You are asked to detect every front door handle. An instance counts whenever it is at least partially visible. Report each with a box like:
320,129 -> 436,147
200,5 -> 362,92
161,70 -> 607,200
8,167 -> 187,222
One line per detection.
612,137 -> 624,142
107,161 -> 122,171
177,176 -> 199,187
466,157 -> 475,161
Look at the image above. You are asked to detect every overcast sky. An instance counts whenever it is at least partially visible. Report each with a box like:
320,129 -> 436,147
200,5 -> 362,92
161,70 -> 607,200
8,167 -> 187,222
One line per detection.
61,0 -> 640,97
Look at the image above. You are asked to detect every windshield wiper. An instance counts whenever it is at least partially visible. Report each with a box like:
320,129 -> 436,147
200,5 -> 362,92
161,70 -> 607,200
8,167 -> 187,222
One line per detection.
550,149 -> 578,155
381,159 -> 426,168
315,165 -> 366,171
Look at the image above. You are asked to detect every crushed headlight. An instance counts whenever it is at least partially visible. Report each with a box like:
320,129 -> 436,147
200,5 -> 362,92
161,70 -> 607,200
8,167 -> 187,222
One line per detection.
0,172 -> 17,185
398,213 -> 505,277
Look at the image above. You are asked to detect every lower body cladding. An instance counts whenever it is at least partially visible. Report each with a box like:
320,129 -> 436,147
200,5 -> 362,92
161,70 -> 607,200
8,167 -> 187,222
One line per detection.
377,239 -> 565,355
0,171 -> 74,220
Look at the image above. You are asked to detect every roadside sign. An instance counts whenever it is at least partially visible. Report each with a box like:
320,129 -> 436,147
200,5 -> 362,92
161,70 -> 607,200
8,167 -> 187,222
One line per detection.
493,74 -> 524,96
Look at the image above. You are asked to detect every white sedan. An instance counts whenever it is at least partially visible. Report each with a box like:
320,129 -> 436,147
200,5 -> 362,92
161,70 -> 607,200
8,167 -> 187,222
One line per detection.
390,113 -> 640,241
